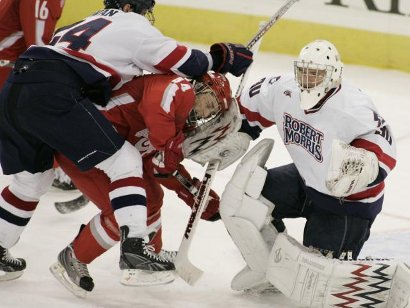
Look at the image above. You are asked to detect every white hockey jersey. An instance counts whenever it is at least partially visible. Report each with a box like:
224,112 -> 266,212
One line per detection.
239,74 -> 397,219
25,9 -> 211,89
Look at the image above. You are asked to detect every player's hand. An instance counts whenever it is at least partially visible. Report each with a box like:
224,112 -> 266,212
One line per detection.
210,43 -> 253,77
152,132 -> 185,176
177,177 -> 221,221
325,139 -> 379,197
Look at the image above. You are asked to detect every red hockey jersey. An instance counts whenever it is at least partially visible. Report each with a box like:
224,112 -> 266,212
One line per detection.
0,0 -> 64,61
99,74 -> 195,156
0,0 -> 64,86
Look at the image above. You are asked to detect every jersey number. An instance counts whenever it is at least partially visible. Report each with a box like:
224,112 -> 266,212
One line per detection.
54,19 -> 112,51
35,0 -> 49,20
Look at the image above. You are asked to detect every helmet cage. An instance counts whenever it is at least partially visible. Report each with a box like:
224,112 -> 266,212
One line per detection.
186,82 -> 223,131
294,61 -> 335,91
185,73 -> 232,133
294,40 -> 343,110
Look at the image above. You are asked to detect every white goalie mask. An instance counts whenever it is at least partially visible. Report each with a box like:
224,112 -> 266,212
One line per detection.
294,40 -> 343,110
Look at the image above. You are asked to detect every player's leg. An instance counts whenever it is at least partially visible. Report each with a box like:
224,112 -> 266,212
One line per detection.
220,139 -> 279,291
266,232 -> 409,307
0,170 -> 54,280
261,163 -> 312,230
303,209 -> 372,260
0,78 -> 56,280
52,154 -> 174,294
220,139 -> 312,291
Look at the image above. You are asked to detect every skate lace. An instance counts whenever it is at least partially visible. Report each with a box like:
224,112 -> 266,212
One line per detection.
72,258 -> 91,278
69,250 -> 91,278
159,250 -> 178,262
142,242 -> 171,263
1,249 -> 23,266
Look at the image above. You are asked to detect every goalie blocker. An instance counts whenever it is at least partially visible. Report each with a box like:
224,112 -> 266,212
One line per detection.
220,139 -> 410,307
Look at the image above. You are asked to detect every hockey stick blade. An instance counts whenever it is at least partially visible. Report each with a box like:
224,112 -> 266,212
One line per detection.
175,160 -> 220,285
54,194 -> 89,214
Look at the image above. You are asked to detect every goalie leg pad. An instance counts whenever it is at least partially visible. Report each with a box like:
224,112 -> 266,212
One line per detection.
220,139 -> 276,291
267,233 -> 404,307
220,138 -> 275,223
387,263 -> 410,308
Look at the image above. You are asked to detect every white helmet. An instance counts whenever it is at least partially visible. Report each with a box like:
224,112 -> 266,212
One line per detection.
294,40 -> 343,110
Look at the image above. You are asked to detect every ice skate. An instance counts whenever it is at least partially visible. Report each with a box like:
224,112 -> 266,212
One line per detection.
120,226 -> 175,286
0,245 -> 26,281
50,245 -> 94,298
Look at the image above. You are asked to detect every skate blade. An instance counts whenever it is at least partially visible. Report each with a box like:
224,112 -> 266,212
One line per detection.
49,261 -> 88,298
0,270 -> 24,281
120,269 -> 175,286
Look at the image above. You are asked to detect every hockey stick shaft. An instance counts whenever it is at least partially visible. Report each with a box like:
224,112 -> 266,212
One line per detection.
175,160 -> 220,285
246,0 -> 299,50
176,0 -> 299,285
236,0 -> 299,97
235,22 -> 265,98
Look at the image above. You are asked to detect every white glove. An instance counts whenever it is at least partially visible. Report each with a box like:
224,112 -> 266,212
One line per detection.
325,139 -> 379,198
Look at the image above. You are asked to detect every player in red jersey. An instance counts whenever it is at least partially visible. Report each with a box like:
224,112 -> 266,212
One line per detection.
0,0 -> 251,285
50,72 -> 233,296
0,0 -> 65,86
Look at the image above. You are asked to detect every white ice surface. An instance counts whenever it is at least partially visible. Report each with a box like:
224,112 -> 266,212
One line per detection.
0,49 -> 409,308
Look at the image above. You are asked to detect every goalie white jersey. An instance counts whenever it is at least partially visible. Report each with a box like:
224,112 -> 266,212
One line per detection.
238,74 -> 397,218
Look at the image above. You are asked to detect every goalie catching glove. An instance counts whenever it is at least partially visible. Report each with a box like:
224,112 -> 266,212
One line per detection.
210,43 -> 253,77
325,139 -> 379,197
152,132 -> 185,177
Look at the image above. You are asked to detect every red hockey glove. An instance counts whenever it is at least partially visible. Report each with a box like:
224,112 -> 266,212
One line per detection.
178,177 -> 221,221
210,43 -> 253,77
152,132 -> 185,177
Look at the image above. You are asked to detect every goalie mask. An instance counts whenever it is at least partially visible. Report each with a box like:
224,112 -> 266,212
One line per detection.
103,0 -> 155,24
185,72 -> 232,133
294,40 -> 343,110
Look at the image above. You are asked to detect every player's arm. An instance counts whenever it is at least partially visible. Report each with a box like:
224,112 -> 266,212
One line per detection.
20,0 -> 64,47
137,35 -> 253,78
326,110 -> 397,198
237,77 -> 277,140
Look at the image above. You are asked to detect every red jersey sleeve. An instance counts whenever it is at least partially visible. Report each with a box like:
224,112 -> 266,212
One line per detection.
20,0 -> 64,47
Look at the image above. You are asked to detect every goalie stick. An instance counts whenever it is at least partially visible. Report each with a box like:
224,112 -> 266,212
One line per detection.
175,160 -> 221,285
175,0 -> 299,286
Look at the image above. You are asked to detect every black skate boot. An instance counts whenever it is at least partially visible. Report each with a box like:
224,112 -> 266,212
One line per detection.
0,245 -> 26,281
119,226 -> 175,286
50,245 -> 94,297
